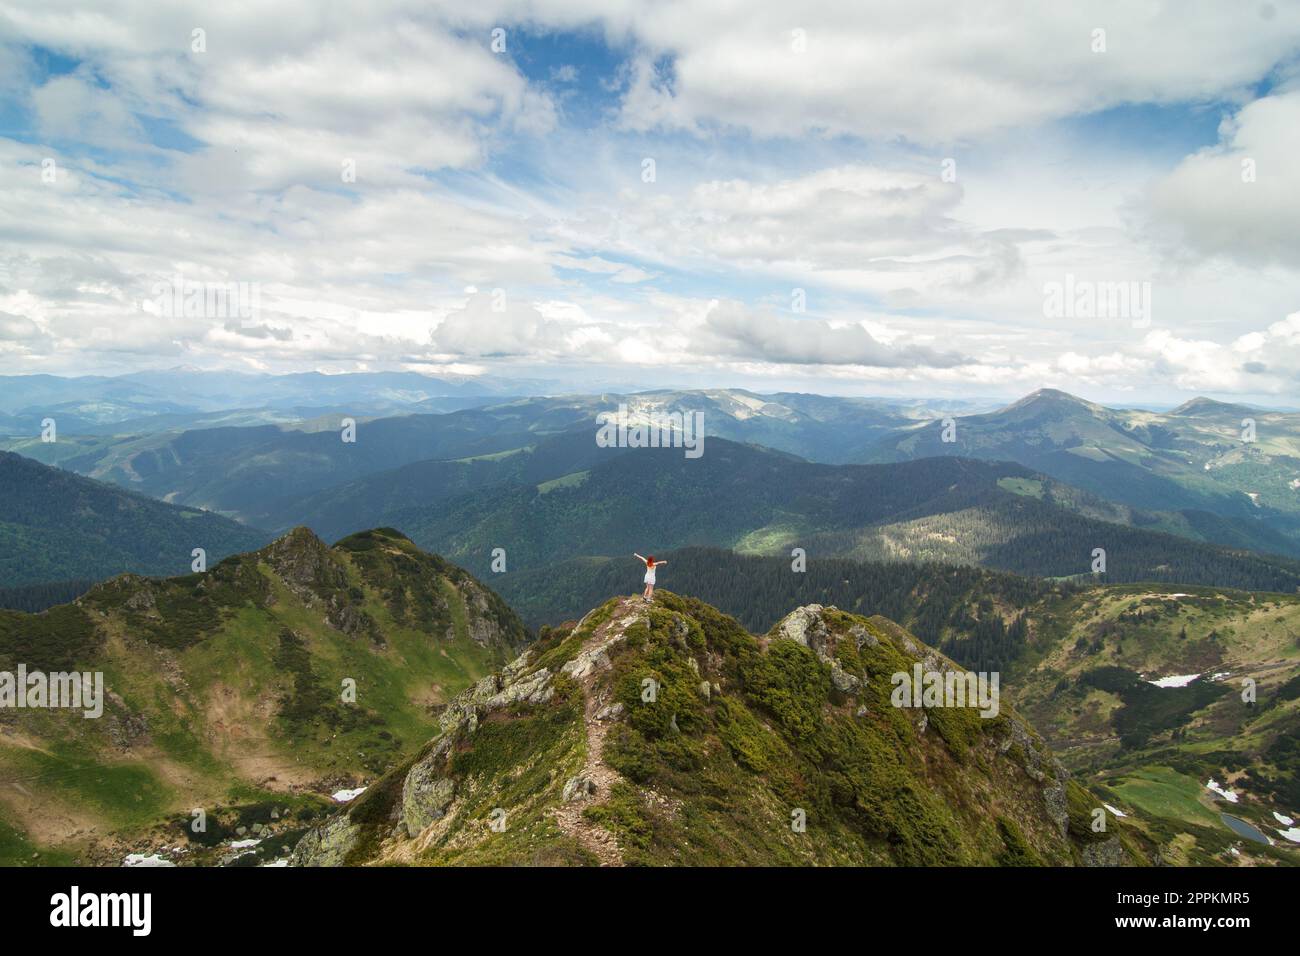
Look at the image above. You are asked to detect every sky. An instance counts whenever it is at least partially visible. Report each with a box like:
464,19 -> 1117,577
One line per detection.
1,0 -> 1299,404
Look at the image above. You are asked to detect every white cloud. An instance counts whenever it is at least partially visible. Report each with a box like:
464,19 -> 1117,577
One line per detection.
694,301 -> 966,368
605,0 -> 1300,143
0,1 -> 1297,402
1147,88 -> 1300,267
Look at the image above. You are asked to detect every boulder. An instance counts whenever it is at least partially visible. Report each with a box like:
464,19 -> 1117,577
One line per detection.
562,774 -> 598,802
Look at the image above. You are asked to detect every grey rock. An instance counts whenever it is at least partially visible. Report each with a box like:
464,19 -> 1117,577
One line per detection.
595,701 -> 625,721
1082,835 -> 1128,867
291,816 -> 363,867
773,605 -> 834,663
1042,780 -> 1069,838
401,756 -> 456,837
830,663 -> 862,694
848,624 -> 878,650
562,645 -> 610,679
562,774 -> 598,802
484,668 -> 553,710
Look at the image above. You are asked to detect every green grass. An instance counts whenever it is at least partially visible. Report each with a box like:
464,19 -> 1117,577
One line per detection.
1,743 -> 173,831
537,471 -> 589,494
0,526 -> 526,859
998,477 -> 1045,499
1107,766 -> 1221,828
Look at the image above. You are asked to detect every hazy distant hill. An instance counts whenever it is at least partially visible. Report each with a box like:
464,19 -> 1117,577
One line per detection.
0,451 -> 269,587
865,388 -> 1300,551
0,388 -> 935,523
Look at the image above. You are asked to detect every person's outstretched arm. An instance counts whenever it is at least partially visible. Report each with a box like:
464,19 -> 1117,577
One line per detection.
657,560 -> 667,566
634,552 -> 647,563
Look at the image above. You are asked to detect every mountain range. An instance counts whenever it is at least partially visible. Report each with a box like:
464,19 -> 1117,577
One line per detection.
4,377 -> 1300,867
8,383 -> 1297,561
867,388 -> 1300,551
3,528 -> 1295,867
380,439 -> 1300,595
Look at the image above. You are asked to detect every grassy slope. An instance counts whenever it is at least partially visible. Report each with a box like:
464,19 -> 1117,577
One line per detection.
0,528 -> 524,865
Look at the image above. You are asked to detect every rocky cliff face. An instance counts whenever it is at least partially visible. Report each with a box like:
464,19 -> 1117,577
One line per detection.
293,591 -> 1144,866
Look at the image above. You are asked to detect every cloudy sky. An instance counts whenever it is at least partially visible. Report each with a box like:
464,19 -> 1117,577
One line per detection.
1,1 -> 1298,404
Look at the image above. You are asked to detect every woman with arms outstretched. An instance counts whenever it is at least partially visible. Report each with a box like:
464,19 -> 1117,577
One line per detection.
634,553 -> 665,601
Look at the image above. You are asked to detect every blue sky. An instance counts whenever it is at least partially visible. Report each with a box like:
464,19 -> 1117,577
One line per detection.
1,1 -> 1298,403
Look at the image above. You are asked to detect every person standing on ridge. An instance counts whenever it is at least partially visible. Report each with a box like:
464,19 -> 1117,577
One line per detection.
634,553 -> 665,601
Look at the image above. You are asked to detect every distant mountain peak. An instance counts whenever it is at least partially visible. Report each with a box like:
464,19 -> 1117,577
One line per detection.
1000,387 -> 1092,411
1169,396 -> 1255,417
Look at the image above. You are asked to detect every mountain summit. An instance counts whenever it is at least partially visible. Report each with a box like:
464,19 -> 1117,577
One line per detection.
995,387 -> 1107,419
293,591 -> 1142,866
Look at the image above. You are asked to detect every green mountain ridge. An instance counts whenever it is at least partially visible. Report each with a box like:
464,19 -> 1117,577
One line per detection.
0,527 -> 526,866
491,553 -> 1300,865
292,591 -> 1145,866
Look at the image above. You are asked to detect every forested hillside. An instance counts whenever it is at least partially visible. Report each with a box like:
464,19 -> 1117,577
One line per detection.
865,389 -> 1300,552
0,451 -> 269,587
388,440 -> 1300,594
495,546 -> 1060,671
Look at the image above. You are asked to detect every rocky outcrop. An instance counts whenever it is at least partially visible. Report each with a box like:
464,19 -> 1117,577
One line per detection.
437,661 -> 554,736
562,774 -> 598,802
401,740 -> 457,837
263,527 -> 348,599
291,815 -> 364,867
773,604 -> 834,660
1082,835 -> 1129,867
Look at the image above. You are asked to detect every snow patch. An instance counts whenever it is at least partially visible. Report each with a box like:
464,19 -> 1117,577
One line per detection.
1274,811 -> 1295,826
124,853 -> 176,867
1103,803 -> 1128,818
332,787 -> 367,803
1206,779 -> 1239,803
1147,673 -> 1200,688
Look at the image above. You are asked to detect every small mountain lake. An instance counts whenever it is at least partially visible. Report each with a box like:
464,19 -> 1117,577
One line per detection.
1221,813 -> 1271,844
